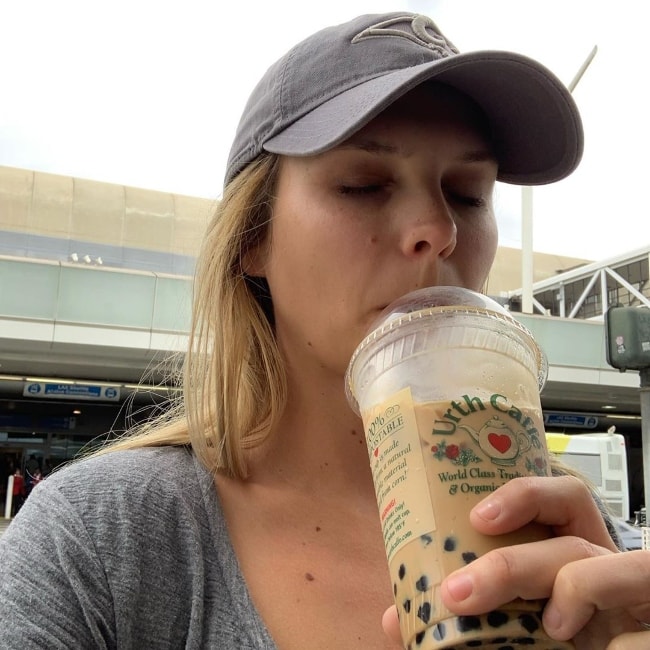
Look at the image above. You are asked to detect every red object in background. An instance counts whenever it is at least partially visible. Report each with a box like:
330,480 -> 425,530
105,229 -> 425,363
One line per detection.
12,473 -> 25,496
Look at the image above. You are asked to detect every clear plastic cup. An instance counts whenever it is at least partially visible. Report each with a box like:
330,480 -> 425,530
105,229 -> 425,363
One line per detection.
346,286 -> 573,649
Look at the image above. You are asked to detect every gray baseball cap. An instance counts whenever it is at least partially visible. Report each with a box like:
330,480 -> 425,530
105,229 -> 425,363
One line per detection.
225,12 -> 583,187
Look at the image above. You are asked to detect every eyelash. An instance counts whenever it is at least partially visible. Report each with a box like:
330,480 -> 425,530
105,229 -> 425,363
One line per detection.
338,185 -> 385,196
446,192 -> 486,209
339,185 -> 486,209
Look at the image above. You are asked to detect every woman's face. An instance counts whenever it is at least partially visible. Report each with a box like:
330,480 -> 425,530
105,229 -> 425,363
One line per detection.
252,84 -> 499,377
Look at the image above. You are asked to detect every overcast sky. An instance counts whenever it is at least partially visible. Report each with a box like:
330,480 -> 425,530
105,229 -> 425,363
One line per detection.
0,0 -> 647,261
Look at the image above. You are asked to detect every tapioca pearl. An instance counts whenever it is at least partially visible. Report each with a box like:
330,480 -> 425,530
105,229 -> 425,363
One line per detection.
399,563 -> 406,580
518,613 -> 540,634
443,536 -> 457,552
420,533 -> 433,546
415,630 -> 425,645
393,583 -> 397,596
511,638 -> 536,645
416,602 -> 431,624
403,598 -> 411,613
465,641 -> 483,647
486,610 -> 509,628
432,622 -> 446,641
462,551 -> 478,564
456,615 -> 482,632
415,575 -> 429,592
496,646 -> 515,650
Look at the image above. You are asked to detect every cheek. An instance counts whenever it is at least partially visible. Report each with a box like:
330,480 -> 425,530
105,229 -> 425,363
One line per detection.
454,214 -> 498,289
270,192 -> 375,287
264,206 -> 357,324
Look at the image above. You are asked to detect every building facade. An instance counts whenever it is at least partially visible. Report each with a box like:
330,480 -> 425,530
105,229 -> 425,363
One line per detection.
1,165 -> 647,512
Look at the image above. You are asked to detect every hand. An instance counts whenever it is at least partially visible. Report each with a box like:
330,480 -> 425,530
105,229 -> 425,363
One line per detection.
382,475 -> 650,649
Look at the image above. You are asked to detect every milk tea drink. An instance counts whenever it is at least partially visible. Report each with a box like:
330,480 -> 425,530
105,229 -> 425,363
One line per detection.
346,287 -> 574,649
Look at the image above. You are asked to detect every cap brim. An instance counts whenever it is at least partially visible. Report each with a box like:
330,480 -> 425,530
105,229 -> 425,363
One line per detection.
263,51 -> 583,186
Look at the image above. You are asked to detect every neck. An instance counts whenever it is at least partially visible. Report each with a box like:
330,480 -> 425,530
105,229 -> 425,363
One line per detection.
245,369 -> 376,502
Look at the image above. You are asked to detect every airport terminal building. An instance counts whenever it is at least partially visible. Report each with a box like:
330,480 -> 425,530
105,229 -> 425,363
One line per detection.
1,164 -> 648,513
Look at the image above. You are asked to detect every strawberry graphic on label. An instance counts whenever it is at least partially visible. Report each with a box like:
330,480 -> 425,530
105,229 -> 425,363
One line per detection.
431,440 -> 481,466
526,455 -> 549,476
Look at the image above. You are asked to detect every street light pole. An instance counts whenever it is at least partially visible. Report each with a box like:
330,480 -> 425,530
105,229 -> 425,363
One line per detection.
641,368 -> 650,541
520,45 -> 598,314
568,45 -> 598,93
521,186 -> 534,313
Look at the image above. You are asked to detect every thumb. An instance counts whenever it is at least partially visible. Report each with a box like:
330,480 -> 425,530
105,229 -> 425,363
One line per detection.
382,605 -> 403,645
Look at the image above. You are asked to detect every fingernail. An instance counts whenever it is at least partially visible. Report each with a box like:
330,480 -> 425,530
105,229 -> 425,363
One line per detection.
544,602 -> 562,631
473,498 -> 502,521
445,572 -> 473,602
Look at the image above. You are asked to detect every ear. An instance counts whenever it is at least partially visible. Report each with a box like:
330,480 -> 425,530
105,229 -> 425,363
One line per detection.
242,241 -> 268,277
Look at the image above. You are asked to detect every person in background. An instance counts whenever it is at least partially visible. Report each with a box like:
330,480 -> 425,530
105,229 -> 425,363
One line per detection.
25,454 -> 41,496
26,454 -> 39,477
10,468 -> 25,517
41,458 -> 52,477
30,469 -> 43,489
1,10 -> 649,650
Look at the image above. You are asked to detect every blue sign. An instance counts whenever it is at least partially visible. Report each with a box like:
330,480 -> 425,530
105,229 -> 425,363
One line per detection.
543,413 -> 599,429
23,382 -> 121,402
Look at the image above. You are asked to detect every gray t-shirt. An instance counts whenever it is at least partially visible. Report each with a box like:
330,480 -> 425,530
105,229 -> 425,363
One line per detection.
0,446 -> 624,649
0,447 -> 278,649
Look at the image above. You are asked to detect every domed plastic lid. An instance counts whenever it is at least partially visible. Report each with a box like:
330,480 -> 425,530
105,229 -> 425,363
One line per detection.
347,286 -> 548,398
374,286 -> 512,325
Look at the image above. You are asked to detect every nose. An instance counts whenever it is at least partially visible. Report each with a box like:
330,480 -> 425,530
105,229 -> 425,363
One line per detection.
399,192 -> 457,260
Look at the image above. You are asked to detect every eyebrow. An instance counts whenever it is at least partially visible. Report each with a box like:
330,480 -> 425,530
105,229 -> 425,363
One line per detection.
460,150 -> 497,164
338,139 -> 400,155
338,138 -> 497,164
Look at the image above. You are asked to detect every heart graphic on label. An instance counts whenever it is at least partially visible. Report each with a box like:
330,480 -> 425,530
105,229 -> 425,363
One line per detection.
488,433 -> 512,454
374,447 -> 379,457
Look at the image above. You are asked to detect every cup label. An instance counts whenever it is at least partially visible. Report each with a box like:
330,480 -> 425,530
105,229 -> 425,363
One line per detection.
363,387 -> 436,562
363,388 -> 550,563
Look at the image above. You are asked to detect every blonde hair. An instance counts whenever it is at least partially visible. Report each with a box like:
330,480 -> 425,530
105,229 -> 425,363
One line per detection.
94,154 -> 286,479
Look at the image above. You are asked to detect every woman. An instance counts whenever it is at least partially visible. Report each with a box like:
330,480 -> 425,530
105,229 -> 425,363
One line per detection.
1,11 -> 649,649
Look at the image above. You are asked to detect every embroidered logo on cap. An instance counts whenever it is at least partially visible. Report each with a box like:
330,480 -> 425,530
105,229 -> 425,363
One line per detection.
351,14 -> 459,56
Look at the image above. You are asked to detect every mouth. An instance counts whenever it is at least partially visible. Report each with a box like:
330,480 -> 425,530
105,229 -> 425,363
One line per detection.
373,283 -> 444,321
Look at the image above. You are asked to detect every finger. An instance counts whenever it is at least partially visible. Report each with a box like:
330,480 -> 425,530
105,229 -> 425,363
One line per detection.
603,631 -> 650,650
543,550 -> 650,641
381,605 -> 402,645
440,534 -> 611,615
469,475 -> 618,551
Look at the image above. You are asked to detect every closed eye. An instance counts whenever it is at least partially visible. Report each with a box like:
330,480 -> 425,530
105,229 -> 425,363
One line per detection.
446,192 -> 486,209
338,184 -> 386,196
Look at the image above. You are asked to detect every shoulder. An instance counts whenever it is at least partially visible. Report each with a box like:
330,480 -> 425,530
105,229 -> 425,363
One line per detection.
28,446 -> 217,541
0,448 -> 245,647
11,445 -> 228,581
45,446 -> 199,500
51,444 -> 196,478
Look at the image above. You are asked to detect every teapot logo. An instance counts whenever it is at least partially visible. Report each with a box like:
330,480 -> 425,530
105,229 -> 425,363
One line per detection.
459,416 -> 530,466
